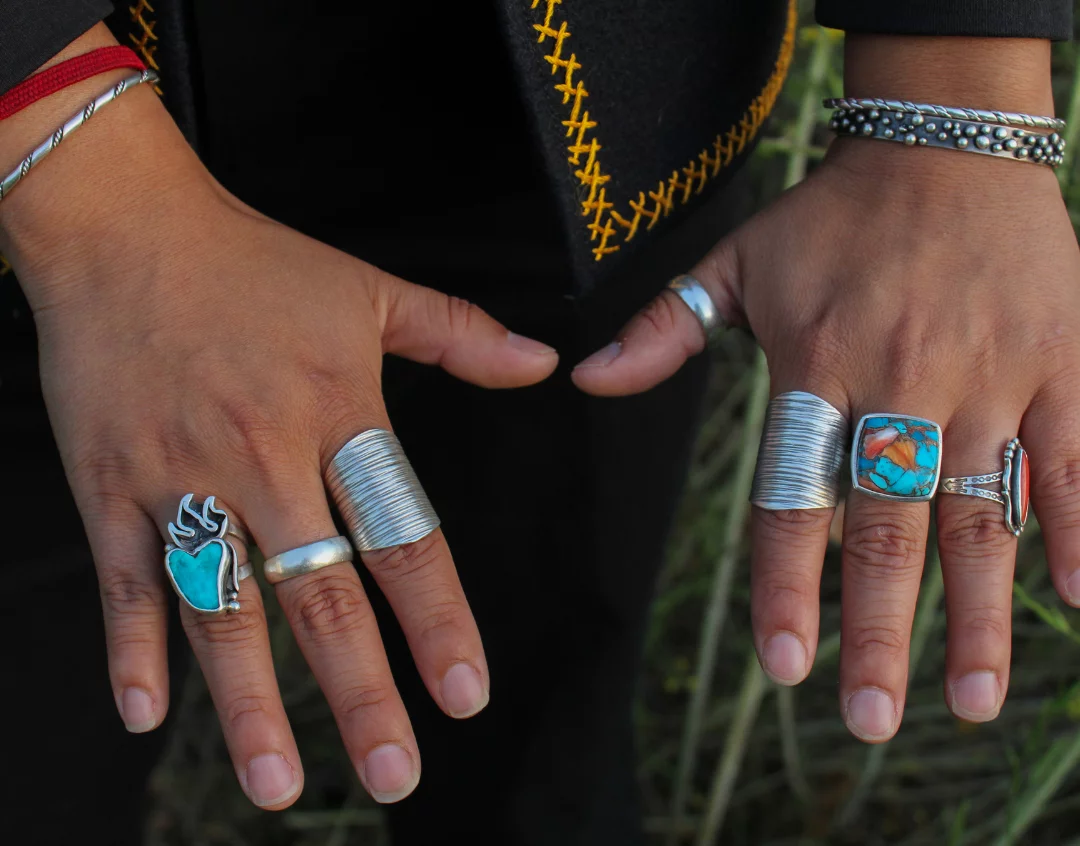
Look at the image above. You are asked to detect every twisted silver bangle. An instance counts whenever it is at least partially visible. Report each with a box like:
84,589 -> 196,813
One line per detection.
828,107 -> 1065,169
823,98 -> 1065,132
325,429 -> 440,552
0,69 -> 159,202
751,392 -> 849,511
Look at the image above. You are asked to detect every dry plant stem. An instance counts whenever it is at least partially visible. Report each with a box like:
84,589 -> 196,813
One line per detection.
776,686 -> 812,805
695,650 -> 770,846
833,552 -> 945,831
666,349 -> 770,845
667,30 -> 836,843
992,727 -> 1080,846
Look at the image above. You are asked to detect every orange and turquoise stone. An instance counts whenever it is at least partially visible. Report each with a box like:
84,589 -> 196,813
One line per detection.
854,416 -> 941,499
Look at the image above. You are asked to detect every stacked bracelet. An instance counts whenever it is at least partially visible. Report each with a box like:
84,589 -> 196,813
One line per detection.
0,69 -> 158,202
823,98 -> 1065,133
825,101 -> 1066,169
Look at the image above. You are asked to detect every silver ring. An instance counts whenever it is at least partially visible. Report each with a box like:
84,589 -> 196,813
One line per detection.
325,429 -> 440,551
237,562 -> 255,582
851,414 -> 943,502
667,274 -> 723,339
940,438 -> 1029,537
751,392 -> 848,510
263,536 -> 354,584
164,494 -> 243,615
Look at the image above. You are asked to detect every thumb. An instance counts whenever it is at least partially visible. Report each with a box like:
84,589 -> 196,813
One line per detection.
571,234 -> 743,397
375,272 -> 559,389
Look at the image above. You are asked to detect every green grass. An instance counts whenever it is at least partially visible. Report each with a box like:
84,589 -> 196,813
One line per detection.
145,5 -> 1080,844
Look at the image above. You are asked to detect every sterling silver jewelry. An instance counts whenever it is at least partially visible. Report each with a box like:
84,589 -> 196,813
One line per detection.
164,494 -> 243,614
823,98 -> 1065,132
325,429 -> 440,551
827,106 -> 1065,169
263,536 -> 355,585
0,70 -> 159,202
751,392 -> 848,510
851,414 -> 943,503
667,275 -> 723,340
940,438 -> 1030,537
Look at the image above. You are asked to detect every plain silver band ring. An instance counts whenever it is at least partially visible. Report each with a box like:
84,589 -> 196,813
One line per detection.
263,536 -> 355,585
237,562 -> 255,582
667,274 -> 723,338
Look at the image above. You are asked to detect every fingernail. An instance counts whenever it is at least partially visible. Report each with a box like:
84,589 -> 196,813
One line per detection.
361,743 -> 419,803
1065,571 -> 1080,606
575,341 -> 622,369
244,753 -> 300,807
440,662 -> 489,718
120,687 -> 158,733
950,671 -> 1002,721
761,632 -> 808,685
844,687 -> 897,741
507,332 -> 557,356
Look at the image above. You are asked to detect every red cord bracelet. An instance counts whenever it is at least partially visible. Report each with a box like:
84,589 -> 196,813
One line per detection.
0,46 -> 147,121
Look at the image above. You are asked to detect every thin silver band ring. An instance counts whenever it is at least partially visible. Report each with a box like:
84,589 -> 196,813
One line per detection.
667,275 -> 723,339
263,536 -> 355,585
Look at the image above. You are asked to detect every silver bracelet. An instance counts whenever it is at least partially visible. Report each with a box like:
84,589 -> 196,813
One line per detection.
828,106 -> 1065,169
0,69 -> 159,202
823,98 -> 1065,132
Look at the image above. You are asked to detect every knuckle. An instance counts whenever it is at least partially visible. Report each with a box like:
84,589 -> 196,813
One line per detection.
639,293 -> 684,340
216,395 -> 288,475
755,508 -> 832,543
445,296 -> 479,338
796,322 -> 848,382
188,607 -> 264,648
1035,457 -> 1080,525
754,567 -> 813,609
958,605 -> 1011,642
99,571 -> 165,617
843,516 -> 925,581
286,572 -> 369,639
937,508 -> 1016,557
364,532 -> 443,583
881,321 -> 939,396
335,683 -> 393,720
415,596 -> 471,643
222,691 -> 278,730
848,619 -> 908,656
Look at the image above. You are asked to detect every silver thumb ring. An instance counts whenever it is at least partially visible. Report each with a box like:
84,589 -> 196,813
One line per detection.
667,274 -> 723,339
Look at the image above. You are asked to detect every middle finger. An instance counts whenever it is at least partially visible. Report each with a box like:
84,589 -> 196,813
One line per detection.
841,406 -> 945,742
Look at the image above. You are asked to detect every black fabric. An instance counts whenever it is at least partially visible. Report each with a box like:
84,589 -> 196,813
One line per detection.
0,0 -> 113,94
816,0 -> 1073,41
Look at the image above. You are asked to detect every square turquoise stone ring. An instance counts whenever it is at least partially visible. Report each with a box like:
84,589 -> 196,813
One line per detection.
851,414 -> 943,502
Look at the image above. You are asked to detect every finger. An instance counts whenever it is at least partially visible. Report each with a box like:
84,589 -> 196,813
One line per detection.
248,472 -> 423,805
750,384 -> 849,687
84,495 -> 171,734
374,272 -> 558,389
179,559 -> 304,809
1022,375 -> 1080,608
571,235 -> 742,397
935,408 -> 1022,723
841,410 -> 943,742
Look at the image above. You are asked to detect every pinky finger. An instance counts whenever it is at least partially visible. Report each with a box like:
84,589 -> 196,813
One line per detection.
89,499 -> 171,733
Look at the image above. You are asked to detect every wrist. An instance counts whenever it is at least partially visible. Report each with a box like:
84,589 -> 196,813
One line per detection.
843,34 -> 1054,117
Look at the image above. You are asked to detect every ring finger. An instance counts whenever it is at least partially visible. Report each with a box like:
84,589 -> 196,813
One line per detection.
935,407 -> 1024,723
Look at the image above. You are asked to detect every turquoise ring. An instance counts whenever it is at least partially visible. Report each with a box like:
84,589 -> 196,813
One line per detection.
851,414 -> 943,502
164,494 -> 246,614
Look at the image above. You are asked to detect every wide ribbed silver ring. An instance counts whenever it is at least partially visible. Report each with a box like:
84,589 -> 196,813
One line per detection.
750,391 -> 848,510
667,275 -> 723,340
325,429 -> 440,551
263,536 -> 354,584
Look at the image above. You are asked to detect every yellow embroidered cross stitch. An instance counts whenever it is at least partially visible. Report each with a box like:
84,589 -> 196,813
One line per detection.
528,0 -> 797,261
129,0 -> 164,95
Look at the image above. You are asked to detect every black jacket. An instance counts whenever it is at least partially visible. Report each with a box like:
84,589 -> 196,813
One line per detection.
0,1 -> 1072,291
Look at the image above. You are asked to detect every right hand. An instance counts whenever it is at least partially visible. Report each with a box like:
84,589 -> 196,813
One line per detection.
1,79 -> 558,808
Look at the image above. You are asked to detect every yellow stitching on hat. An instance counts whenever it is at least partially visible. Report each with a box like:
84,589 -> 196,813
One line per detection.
128,0 -> 164,95
0,253 -> 10,276
528,0 -> 797,261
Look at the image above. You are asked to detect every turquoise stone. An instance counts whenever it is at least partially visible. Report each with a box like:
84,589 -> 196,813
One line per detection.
166,541 -> 226,611
855,415 -> 941,499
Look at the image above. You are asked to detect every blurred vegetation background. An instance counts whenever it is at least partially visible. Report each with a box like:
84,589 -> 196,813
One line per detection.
145,3 -> 1080,844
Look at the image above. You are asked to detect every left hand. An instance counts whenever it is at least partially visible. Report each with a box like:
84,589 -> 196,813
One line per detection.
572,133 -> 1080,742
